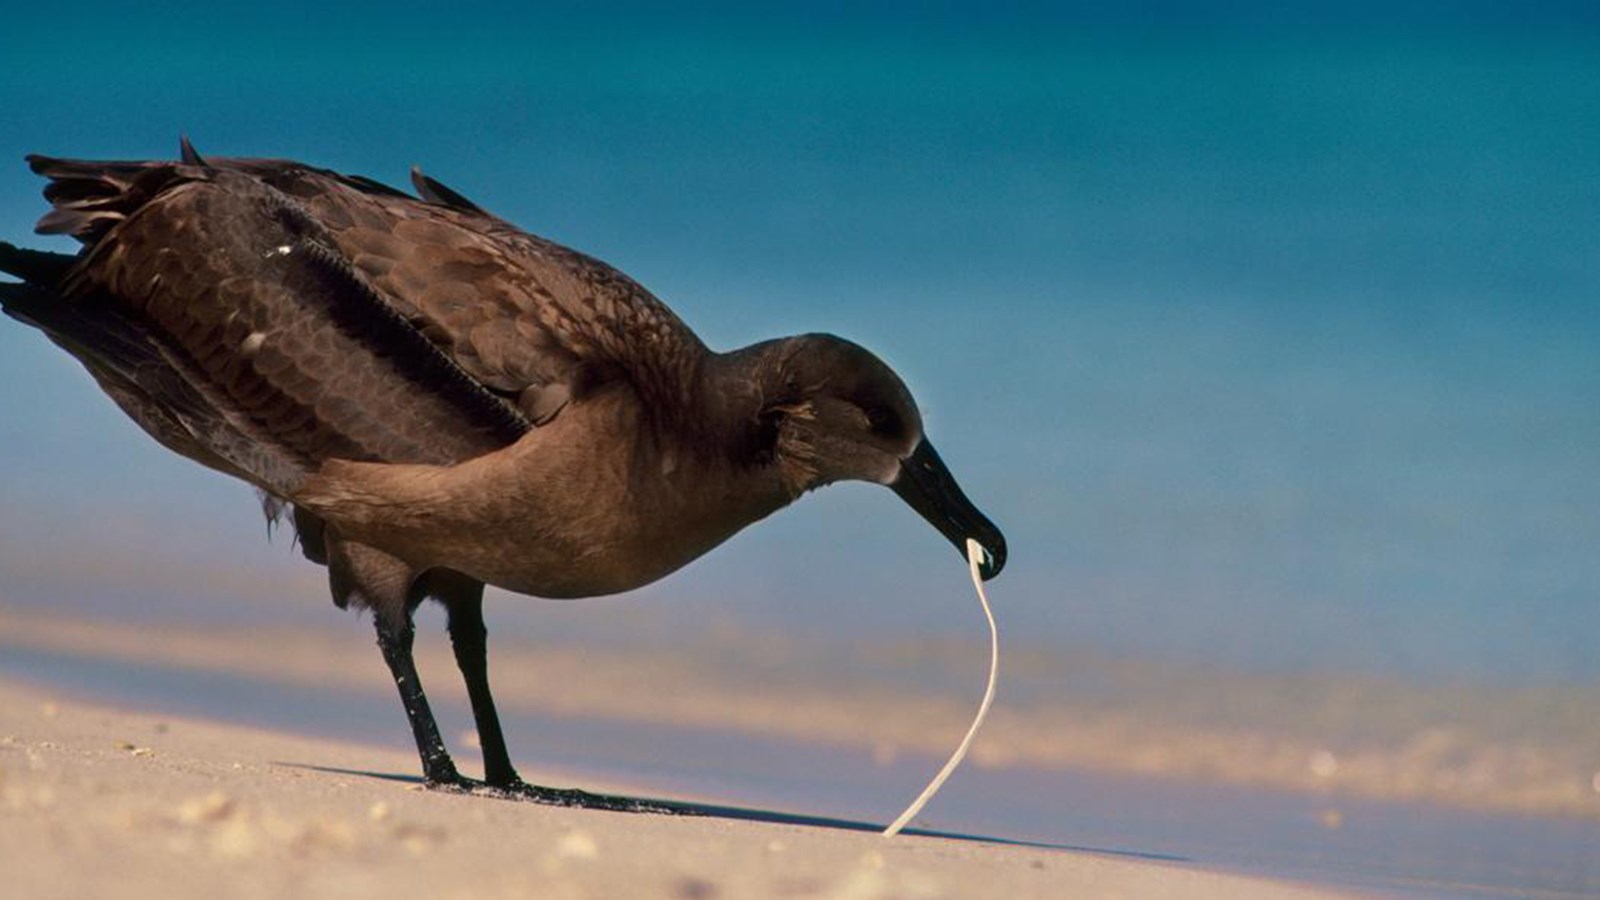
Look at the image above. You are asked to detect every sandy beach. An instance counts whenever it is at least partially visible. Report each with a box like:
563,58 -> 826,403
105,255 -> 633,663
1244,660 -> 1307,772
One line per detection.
3,605 -> 1595,823
0,676 -> 1368,900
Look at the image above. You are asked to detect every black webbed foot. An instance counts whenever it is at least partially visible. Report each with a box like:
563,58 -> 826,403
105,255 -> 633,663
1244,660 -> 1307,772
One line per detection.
488,778 -> 692,815
418,773 -> 688,815
419,772 -> 481,794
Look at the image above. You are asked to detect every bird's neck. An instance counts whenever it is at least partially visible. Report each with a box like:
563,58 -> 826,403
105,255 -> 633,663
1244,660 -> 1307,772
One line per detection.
694,338 -> 802,473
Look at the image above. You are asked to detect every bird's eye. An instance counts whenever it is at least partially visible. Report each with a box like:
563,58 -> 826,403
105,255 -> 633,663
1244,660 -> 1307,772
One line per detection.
866,406 -> 898,435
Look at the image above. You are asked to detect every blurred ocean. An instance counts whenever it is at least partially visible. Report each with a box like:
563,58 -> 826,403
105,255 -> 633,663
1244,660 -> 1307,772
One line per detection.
2,3 -> 1596,683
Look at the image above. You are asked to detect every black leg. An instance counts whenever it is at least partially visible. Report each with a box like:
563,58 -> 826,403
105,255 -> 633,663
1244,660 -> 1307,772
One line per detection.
433,574 -> 686,814
375,611 -> 463,787
328,537 -> 465,789
333,542 -> 688,815
442,579 -> 519,787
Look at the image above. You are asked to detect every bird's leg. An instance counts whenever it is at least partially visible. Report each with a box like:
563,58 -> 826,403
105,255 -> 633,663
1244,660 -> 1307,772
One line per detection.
434,574 -> 687,815
375,609 -> 463,787
330,536 -> 466,789
439,576 -> 519,788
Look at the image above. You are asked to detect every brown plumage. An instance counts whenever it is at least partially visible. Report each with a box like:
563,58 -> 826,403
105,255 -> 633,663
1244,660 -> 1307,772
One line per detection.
0,142 -> 1006,808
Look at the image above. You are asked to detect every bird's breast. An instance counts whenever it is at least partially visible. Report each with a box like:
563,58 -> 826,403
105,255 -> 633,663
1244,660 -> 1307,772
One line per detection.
295,392 -> 790,598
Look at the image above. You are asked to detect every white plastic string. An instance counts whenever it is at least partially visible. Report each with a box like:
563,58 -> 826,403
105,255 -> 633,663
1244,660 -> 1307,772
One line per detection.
882,537 -> 999,837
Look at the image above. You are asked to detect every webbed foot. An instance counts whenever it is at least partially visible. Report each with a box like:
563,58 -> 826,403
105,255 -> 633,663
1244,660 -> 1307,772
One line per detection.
488,777 -> 690,815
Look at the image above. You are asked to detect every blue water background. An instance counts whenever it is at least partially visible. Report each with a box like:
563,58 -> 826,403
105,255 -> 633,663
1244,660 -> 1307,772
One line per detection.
1,4 -> 1598,683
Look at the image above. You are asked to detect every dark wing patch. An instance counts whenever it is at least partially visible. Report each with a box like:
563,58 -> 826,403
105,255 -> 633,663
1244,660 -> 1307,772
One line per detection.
219,160 -> 713,415
269,171 -> 702,422
1,275 -> 309,492
30,152 -> 716,467
70,170 -> 531,482
0,242 -> 74,286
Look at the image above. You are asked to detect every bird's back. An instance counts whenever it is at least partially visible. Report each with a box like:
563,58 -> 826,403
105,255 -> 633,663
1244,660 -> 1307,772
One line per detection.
2,151 -> 710,500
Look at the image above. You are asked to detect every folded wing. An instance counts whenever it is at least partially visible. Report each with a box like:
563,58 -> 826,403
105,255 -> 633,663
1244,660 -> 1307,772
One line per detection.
17,152 -> 707,496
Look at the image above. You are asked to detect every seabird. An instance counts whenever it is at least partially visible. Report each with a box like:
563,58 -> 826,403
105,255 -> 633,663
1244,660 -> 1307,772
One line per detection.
0,142 -> 1007,808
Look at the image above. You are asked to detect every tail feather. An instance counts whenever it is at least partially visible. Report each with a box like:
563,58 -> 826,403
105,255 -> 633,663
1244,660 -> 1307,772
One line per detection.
3,273 -> 325,557
2,244 -> 311,496
26,154 -> 196,243
1,279 -> 216,447
0,278 -> 52,329
0,241 -> 75,287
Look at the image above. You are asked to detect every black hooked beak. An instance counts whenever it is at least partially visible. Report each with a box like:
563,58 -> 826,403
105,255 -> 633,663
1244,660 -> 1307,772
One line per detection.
890,439 -> 1007,580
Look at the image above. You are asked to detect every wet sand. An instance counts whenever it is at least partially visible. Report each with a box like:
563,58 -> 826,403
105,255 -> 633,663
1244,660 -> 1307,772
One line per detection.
0,677 -> 1359,900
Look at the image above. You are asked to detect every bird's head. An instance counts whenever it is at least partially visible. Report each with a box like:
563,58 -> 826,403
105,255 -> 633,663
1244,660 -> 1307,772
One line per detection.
753,334 -> 1007,580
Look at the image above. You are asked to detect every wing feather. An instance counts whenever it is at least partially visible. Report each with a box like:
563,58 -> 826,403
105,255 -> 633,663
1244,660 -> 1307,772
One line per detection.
68,169 -> 528,477
235,160 -> 710,420
27,152 -> 711,480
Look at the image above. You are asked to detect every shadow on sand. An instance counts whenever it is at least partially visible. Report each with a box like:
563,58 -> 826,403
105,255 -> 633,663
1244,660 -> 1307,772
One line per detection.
288,762 -> 1186,862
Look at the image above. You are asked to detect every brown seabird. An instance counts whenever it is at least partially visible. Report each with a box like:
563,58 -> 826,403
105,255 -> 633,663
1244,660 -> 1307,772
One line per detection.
0,140 -> 1007,809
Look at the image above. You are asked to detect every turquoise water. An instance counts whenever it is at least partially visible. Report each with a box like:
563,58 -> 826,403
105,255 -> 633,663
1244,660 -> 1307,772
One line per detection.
2,7 -> 1598,684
